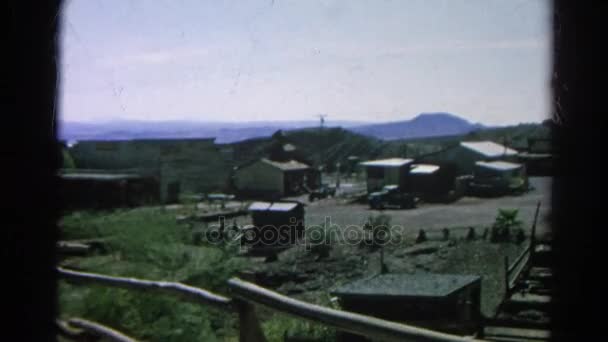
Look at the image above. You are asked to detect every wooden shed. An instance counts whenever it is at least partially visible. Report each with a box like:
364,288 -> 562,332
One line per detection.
59,172 -> 160,210
240,201 -> 305,254
331,273 -> 482,340
233,158 -> 318,199
469,161 -> 528,196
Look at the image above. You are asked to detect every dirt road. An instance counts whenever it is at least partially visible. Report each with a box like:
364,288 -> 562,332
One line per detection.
303,177 -> 551,239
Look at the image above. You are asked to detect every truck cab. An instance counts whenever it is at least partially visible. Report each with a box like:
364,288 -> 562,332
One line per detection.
368,185 -> 417,210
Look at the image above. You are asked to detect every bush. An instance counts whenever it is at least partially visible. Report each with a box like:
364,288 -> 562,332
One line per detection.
490,209 -> 523,243
360,214 -> 391,250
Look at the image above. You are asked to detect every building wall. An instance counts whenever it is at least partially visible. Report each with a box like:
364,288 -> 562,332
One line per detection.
365,165 -> 409,192
234,160 -> 284,195
385,167 -> 402,186
70,139 -> 231,202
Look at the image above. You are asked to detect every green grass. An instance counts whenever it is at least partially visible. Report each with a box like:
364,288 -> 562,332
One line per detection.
263,314 -> 335,342
58,207 -> 245,341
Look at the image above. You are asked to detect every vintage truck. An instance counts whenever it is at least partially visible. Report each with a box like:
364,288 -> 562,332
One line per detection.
368,184 -> 417,210
308,183 -> 337,202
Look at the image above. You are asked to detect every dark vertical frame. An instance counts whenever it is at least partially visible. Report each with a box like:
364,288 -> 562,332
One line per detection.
551,1 -> 606,341
6,0 -> 62,341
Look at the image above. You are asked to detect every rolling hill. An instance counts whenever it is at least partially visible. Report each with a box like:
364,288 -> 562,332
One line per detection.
349,112 -> 486,140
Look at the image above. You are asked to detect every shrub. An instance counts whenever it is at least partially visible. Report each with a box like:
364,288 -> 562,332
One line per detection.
360,214 -> 391,250
490,209 -> 523,243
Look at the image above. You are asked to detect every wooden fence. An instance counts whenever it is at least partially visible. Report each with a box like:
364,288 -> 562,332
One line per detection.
503,201 -> 542,295
57,267 -> 485,342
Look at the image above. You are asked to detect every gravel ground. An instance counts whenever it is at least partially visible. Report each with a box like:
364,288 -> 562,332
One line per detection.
302,177 -> 551,239
244,177 -> 552,319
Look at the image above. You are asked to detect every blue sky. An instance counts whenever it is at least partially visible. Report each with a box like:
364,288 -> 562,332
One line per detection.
60,0 -> 551,125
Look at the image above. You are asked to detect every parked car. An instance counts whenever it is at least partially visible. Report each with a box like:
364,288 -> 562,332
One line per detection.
308,184 -> 336,201
368,185 -> 417,209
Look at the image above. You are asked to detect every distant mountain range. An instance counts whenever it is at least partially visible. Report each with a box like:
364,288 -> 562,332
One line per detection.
59,113 -> 493,144
349,112 -> 486,140
59,119 -> 366,144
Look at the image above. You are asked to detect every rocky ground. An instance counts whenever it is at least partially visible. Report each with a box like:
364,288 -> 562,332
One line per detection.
236,177 -> 551,319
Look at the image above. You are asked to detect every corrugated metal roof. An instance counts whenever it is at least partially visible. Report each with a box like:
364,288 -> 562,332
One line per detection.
360,158 -> 413,167
331,273 -> 480,298
261,158 -> 310,171
410,164 -> 440,174
475,161 -> 523,171
269,202 -> 300,211
460,141 -> 518,157
248,202 -> 272,211
248,201 -> 301,212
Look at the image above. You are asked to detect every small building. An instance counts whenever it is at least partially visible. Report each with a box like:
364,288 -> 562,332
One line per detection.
408,164 -> 442,197
241,201 -> 305,252
517,138 -> 553,176
69,138 -> 231,203
469,161 -> 528,196
418,141 -> 519,175
331,273 -> 482,341
233,158 -> 319,199
59,172 -> 160,210
359,158 -> 413,193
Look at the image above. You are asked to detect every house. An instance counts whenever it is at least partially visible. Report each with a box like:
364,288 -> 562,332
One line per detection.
59,172 -> 160,210
417,141 -> 519,175
232,158 -> 320,199
331,273 -> 482,340
69,138 -> 231,202
359,158 -> 413,193
469,161 -> 528,196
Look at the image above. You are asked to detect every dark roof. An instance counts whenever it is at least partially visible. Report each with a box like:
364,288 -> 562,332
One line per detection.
331,273 -> 480,299
60,173 -> 141,181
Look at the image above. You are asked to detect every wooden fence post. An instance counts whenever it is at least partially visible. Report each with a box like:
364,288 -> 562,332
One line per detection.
504,256 -> 510,297
530,201 -> 541,256
236,299 -> 267,342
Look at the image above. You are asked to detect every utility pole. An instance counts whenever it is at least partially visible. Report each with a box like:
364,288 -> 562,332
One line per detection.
316,114 -> 328,173
317,114 -> 328,129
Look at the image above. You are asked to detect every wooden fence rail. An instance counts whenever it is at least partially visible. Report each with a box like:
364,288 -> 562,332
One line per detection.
58,267 -> 486,342
505,245 -> 532,291
64,317 -> 139,342
504,201 -> 542,293
227,277 -> 482,342
58,267 -> 233,310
